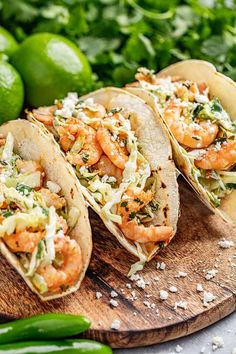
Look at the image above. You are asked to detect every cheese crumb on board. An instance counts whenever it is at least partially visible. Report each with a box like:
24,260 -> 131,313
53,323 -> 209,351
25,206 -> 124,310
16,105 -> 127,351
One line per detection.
175,344 -> 183,353
110,291 -> 118,298
96,292 -> 102,299
110,299 -> 119,307
212,336 -> 224,351
169,286 -> 178,293
205,269 -> 218,280
157,261 -> 166,270
160,290 -> 168,300
203,291 -> 216,307
196,283 -> 204,292
176,271 -> 187,278
174,301 -> 188,310
218,239 -> 234,249
111,319 -> 120,330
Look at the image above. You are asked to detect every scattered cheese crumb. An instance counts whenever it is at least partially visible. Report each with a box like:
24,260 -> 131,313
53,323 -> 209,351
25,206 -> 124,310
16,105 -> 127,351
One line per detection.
110,299 -> 119,307
153,276 -> 159,281
196,283 -> 204,292
160,290 -> 168,300
136,277 -> 146,289
133,312 -> 137,316
169,286 -> 178,293
96,292 -> 102,299
218,239 -> 234,249
174,301 -> 188,310
111,319 -> 120,330
126,283 -> 131,289
110,290 -> 118,298
176,271 -> 187,278
212,336 -> 224,351
175,344 -> 183,353
203,291 -> 216,307
157,261 -> 166,270
205,269 -> 218,280
200,346 -> 206,353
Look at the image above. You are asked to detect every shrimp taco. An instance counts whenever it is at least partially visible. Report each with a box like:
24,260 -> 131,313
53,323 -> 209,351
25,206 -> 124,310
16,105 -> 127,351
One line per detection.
126,60 -> 236,224
28,88 -> 179,267
0,120 -> 92,300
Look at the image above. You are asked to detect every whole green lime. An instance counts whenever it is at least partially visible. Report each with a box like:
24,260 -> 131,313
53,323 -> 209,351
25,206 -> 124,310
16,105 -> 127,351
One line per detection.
0,61 -> 24,123
11,33 -> 93,107
0,27 -> 18,59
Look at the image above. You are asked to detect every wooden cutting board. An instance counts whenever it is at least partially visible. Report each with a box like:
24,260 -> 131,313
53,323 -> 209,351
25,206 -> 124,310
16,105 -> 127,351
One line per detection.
0,178 -> 235,348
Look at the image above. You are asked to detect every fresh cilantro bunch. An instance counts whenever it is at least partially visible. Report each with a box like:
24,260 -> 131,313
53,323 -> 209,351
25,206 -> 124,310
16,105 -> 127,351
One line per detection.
0,0 -> 236,87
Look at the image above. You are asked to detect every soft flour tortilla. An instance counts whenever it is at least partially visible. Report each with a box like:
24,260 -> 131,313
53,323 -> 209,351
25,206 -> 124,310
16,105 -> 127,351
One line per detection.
29,88 -> 179,262
0,120 -> 92,300
127,60 -> 236,224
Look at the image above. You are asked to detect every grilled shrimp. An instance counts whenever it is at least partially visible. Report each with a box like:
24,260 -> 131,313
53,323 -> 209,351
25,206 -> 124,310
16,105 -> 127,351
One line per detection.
118,187 -> 173,243
39,188 -> 66,209
57,118 -> 102,167
94,155 -> 123,184
32,106 -> 57,126
164,103 -> 219,149
36,235 -> 82,293
195,140 -> 236,170
4,230 -> 45,253
96,124 -> 128,170
80,103 -> 106,119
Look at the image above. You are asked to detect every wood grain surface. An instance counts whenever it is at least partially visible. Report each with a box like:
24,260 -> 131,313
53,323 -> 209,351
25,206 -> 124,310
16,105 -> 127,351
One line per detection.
0,178 -> 235,348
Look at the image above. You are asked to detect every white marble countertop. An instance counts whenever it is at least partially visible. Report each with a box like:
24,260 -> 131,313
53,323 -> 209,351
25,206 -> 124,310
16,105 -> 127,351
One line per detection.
115,312 -> 236,354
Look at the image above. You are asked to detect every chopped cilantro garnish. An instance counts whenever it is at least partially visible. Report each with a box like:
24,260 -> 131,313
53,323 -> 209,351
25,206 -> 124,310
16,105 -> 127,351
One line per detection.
41,207 -> 49,216
192,136 -> 200,141
211,99 -> 223,113
129,211 -> 136,219
121,201 -> 128,207
149,200 -> 159,211
192,104 -> 204,119
134,198 -> 144,204
109,108 -> 122,114
2,210 -> 14,218
16,183 -> 33,196
81,153 -> 89,164
158,241 -> 165,249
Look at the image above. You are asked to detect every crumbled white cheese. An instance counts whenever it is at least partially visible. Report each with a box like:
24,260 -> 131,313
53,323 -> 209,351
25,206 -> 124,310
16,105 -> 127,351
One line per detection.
153,276 -> 159,281
160,290 -> 168,300
218,239 -> 234,249
96,292 -> 102,299
205,269 -> 218,280
126,283 -> 132,289
176,271 -> 187,278
133,312 -> 137,316
157,261 -> 166,270
169,286 -> 178,293
110,290 -> 118,298
174,301 -> 188,310
203,291 -> 216,307
196,283 -> 204,292
175,344 -> 183,353
110,299 -> 119,307
212,336 -> 224,351
46,181 -> 61,194
111,319 -> 120,330
136,277 -> 146,289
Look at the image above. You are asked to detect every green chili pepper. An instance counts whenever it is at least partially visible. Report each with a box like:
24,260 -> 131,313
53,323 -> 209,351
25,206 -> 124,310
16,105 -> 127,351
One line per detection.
0,339 -> 113,354
0,314 -> 91,344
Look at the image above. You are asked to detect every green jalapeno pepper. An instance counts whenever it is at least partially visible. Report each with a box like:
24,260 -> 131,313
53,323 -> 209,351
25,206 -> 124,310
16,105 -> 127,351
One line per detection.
0,339 -> 113,354
0,314 -> 91,344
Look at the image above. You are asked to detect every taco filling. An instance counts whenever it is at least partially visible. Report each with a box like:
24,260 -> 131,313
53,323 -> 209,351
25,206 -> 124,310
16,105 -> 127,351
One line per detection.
31,92 -> 174,258
0,132 -> 82,295
131,68 -> 236,209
